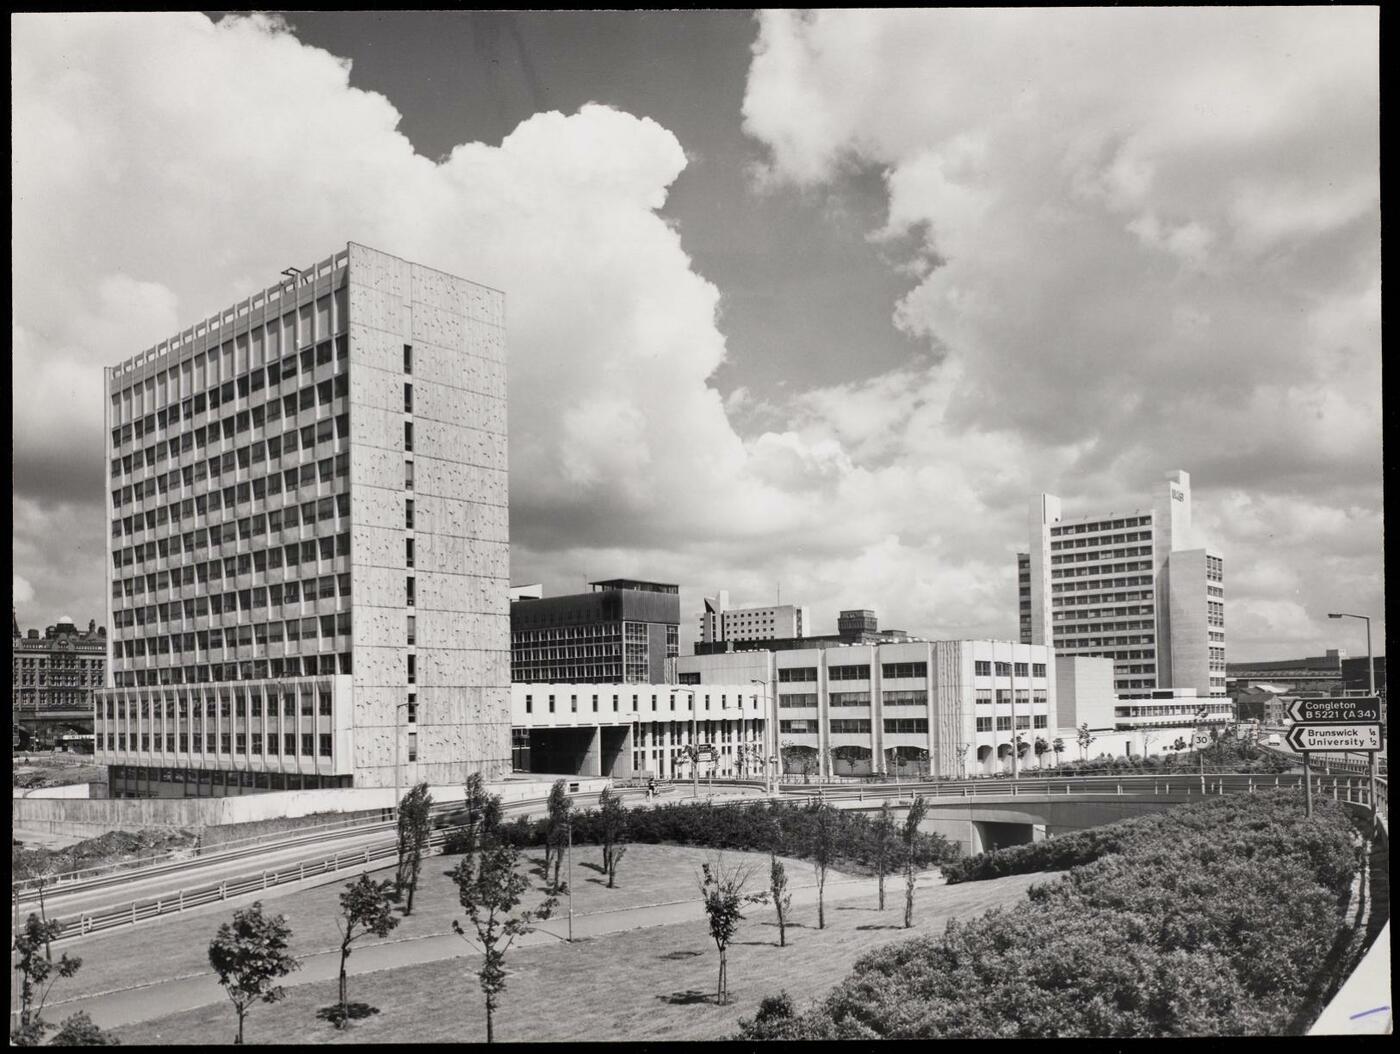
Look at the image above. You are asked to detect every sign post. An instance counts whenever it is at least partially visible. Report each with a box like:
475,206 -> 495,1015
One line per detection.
1283,697 -> 1382,820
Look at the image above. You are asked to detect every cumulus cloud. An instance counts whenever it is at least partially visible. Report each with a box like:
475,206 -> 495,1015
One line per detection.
741,8 -> 1382,656
13,575 -> 36,606
11,11 -> 1381,659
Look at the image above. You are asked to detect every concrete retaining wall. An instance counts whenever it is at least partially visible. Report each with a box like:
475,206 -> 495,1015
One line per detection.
11,774 -> 610,839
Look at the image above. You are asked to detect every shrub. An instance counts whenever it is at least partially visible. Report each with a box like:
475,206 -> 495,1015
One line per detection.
744,790 -> 1359,1038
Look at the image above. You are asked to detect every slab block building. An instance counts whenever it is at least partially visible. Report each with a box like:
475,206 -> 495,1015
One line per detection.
1019,470 -> 1226,701
94,243 -> 511,797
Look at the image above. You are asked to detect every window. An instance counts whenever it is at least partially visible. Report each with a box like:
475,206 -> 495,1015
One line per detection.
525,694 -> 533,714
881,662 -> 927,679
407,732 -> 418,762
405,499 -> 414,529
548,694 -> 556,714
406,538 -> 414,567
407,654 -> 416,684
778,667 -> 818,683
995,662 -> 1013,677
829,719 -> 872,734
996,716 -> 1012,731
829,692 -> 871,707
407,696 -> 417,723
884,718 -> 929,734
319,734 -> 332,757
301,733 -> 314,757
404,344 -> 413,374
404,421 -> 413,452
829,664 -> 870,681
404,383 -> 413,413
974,660 -> 992,676
406,576 -> 415,606
1032,663 -> 1047,678
1014,662 -> 1029,677
976,717 -> 993,732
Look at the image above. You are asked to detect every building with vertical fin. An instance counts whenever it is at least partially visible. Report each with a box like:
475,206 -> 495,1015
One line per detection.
1018,470 -> 1225,700
511,579 -> 680,684
95,243 -> 511,797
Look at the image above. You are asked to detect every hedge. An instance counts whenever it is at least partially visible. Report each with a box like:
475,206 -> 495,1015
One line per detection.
444,798 -> 958,874
738,791 -> 1360,1038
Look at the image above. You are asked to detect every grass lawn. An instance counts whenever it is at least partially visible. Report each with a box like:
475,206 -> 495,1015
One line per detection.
114,868 -> 1054,1044
54,843 -> 844,1002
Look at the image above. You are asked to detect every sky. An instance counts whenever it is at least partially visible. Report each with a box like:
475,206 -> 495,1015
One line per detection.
10,10 -> 1383,662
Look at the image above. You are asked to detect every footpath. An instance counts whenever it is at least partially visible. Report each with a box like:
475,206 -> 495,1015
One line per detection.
49,865 -> 946,1032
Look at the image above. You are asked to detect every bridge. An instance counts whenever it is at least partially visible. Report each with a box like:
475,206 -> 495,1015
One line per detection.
775,771 -> 1383,855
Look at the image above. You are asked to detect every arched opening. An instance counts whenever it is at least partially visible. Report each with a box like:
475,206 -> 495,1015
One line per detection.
977,744 -> 995,775
886,745 -> 929,779
997,742 -> 1014,774
831,745 -> 872,777
780,744 -> 820,782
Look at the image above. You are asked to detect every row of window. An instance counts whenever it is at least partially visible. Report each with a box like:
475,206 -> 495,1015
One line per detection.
974,715 -> 1049,730
1050,516 -> 1152,537
1051,546 -> 1153,565
111,653 -> 349,687
779,718 -> 933,735
1053,576 -> 1154,593
972,661 -> 1048,678
103,731 -> 333,757
1050,529 -> 1153,549
112,613 -> 353,659
523,691 -> 761,714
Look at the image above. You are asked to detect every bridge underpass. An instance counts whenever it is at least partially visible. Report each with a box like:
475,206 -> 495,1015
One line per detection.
822,772 -> 1340,856
523,724 -> 634,779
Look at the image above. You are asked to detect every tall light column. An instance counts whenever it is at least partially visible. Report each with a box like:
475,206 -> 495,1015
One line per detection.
1328,612 -> 1378,824
673,687 -> 699,798
750,679 -> 774,794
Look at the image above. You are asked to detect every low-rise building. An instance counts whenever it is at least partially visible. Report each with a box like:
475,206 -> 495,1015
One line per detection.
509,682 -> 769,781
699,590 -> 809,645
678,639 -> 1057,779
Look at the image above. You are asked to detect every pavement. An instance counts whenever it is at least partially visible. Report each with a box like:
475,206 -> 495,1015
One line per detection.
45,863 -> 947,1032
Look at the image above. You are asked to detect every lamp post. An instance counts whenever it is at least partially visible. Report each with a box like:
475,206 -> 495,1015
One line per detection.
750,679 -> 774,794
1328,612 -> 1378,823
673,687 -> 700,798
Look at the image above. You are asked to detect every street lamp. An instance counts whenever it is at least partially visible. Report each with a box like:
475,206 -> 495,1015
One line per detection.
1328,612 -> 1378,823
673,687 -> 700,799
750,679 -> 775,795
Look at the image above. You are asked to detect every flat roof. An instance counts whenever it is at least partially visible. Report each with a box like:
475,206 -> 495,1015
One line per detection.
588,579 -> 679,595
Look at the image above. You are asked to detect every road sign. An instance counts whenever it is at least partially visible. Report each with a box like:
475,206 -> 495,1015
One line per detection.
1285,696 -> 1381,725
696,744 -> 716,760
1285,723 -> 1382,753
1192,731 -> 1212,748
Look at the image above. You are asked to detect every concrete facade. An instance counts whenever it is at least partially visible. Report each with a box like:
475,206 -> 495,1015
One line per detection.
679,640 -> 1057,780
1055,655 -> 1118,731
95,243 -> 511,796
511,682 -> 770,781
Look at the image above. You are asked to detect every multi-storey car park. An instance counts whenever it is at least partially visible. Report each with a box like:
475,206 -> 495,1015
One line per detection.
1019,470 -> 1226,701
94,243 -> 512,798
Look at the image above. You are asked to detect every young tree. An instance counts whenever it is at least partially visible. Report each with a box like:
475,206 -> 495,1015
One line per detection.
395,781 -> 434,915
768,853 -> 792,947
1077,723 -> 1095,761
11,914 -> 82,1046
544,778 -> 573,892
597,785 -> 629,888
1034,736 -> 1050,771
207,901 -> 301,1045
872,801 -> 899,910
1052,737 -> 1066,769
954,743 -> 970,779
806,802 -> 837,929
49,1011 -> 120,1046
902,795 -> 930,929
458,772 -> 503,861
451,841 -> 557,1043
333,874 -> 400,1028
698,856 -> 767,1005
